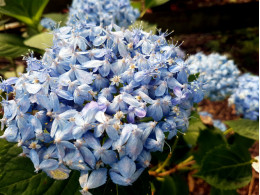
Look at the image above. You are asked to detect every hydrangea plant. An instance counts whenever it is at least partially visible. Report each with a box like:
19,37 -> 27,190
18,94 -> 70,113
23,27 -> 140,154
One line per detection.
67,0 -> 140,27
0,23 -> 204,194
228,73 -> 259,120
186,53 -> 240,101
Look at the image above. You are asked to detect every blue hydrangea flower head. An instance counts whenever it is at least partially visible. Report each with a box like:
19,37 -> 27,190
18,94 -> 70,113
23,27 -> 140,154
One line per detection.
67,0 -> 140,27
40,18 -> 57,30
0,23 -> 204,193
186,53 -> 240,101
228,73 -> 259,120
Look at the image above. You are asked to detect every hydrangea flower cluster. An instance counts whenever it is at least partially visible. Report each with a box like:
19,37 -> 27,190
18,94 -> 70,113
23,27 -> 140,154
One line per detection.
228,73 -> 259,120
186,53 -> 240,101
67,0 -> 139,28
0,23 -> 204,194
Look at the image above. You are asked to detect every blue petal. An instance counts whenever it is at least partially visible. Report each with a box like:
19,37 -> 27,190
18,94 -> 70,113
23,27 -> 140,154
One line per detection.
39,159 -> 59,171
134,107 -> 146,118
86,168 -> 107,189
148,104 -> 163,121
177,70 -> 188,84
83,60 -> 104,68
56,90 -> 73,100
122,93 -> 140,107
126,136 -> 143,161
106,125 -> 119,140
155,82 -> 167,96
101,150 -> 117,165
110,172 -> 129,186
93,36 -> 107,47
118,156 -> 136,178
25,83 -> 41,94
118,42 -> 128,58
79,146 -> 96,169
85,134 -> 100,150
131,168 -> 144,183
29,150 -> 39,169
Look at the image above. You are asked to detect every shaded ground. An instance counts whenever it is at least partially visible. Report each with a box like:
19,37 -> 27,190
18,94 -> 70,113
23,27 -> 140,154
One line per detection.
198,99 -> 240,121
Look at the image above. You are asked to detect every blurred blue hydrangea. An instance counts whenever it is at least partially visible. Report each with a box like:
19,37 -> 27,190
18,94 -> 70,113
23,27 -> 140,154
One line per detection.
40,17 -> 57,30
186,53 -> 240,101
228,73 -> 259,120
0,23 -> 203,193
67,0 -> 139,28
199,111 -> 227,131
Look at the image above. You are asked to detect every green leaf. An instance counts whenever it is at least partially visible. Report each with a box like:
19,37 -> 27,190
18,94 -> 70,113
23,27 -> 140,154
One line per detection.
139,117 -> 154,122
210,187 -> 238,195
43,13 -> 68,27
0,0 -> 49,27
225,119 -> 259,140
197,145 -> 252,190
145,0 -> 169,9
183,112 -> 206,146
24,32 -> 53,51
188,73 -> 200,82
159,176 -> 176,195
194,128 -> 227,164
0,139 -> 81,195
0,33 -> 30,58
158,175 -> 189,195
131,1 -> 142,11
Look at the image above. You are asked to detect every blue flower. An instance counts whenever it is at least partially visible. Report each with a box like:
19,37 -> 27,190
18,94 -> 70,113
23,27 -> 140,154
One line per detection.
186,53 -> 240,101
67,0 -> 139,28
0,23 -> 204,192
110,156 -> 144,186
79,168 -> 107,195
228,74 -> 259,120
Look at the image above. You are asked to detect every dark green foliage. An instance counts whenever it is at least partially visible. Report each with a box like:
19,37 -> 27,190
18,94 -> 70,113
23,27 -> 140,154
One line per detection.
194,128 -> 227,164
0,34 -> 31,58
0,0 -> 49,27
225,119 -> 259,140
197,145 -> 252,190
210,187 -> 238,195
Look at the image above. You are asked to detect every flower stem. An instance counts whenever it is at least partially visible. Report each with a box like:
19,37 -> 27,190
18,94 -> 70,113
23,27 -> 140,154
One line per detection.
223,128 -> 233,135
155,135 -> 179,173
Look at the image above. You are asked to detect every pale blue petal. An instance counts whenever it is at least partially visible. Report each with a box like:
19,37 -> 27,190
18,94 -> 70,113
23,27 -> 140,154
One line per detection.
118,156 -> 136,178
126,136 -> 143,161
79,146 -> 96,169
110,172 -> 129,186
39,159 -> 59,170
25,83 -> 41,94
86,168 -> 107,189
101,150 -> 117,165
29,149 -> 39,169
83,60 -> 104,68
106,125 -> 119,140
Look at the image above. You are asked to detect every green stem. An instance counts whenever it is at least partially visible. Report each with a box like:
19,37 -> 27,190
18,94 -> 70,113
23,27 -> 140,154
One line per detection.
140,0 -> 146,18
155,135 -> 179,173
223,128 -> 233,135
180,155 -> 194,165
116,184 -> 119,195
